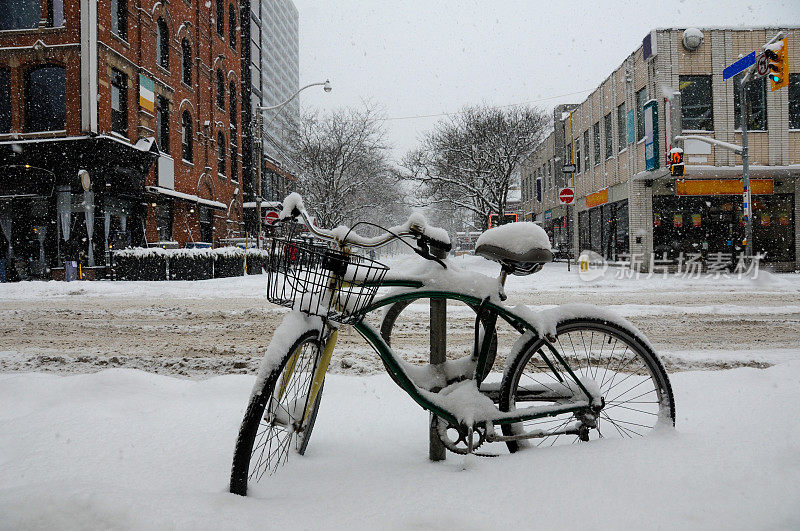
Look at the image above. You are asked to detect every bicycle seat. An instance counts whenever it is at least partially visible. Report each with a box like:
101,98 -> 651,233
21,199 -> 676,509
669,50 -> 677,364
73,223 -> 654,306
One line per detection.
475,222 -> 553,275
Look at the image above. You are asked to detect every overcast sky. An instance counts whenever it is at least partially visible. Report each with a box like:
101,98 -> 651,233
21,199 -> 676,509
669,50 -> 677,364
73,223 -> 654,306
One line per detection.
292,0 -> 799,162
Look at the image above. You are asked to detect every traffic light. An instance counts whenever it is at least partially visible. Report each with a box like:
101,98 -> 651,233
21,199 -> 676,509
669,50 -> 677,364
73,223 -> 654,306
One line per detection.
667,148 -> 684,177
763,38 -> 788,91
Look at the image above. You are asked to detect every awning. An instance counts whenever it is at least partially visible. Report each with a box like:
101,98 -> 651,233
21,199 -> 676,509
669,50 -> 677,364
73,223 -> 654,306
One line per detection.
145,186 -> 227,210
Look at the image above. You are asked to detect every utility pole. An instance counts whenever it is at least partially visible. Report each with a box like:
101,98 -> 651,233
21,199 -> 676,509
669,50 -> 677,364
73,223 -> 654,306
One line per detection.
739,76 -> 753,261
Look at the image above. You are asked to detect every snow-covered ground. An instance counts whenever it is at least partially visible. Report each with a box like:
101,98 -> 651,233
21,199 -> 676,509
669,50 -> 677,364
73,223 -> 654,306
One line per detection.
2,364 -> 800,529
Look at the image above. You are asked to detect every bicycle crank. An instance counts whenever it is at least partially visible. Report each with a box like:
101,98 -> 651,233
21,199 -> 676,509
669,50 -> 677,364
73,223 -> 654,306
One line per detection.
433,417 -> 497,457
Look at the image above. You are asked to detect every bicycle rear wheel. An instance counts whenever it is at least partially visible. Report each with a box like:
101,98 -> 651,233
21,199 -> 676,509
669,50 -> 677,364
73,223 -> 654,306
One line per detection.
230,330 -> 324,496
499,318 -> 674,452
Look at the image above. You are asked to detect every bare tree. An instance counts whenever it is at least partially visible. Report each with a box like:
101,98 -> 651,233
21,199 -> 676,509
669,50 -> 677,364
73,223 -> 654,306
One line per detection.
283,105 -> 404,229
404,105 -> 550,230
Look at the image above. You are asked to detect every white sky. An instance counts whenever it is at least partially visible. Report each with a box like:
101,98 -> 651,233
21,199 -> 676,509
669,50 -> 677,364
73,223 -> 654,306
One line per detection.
293,0 -> 799,162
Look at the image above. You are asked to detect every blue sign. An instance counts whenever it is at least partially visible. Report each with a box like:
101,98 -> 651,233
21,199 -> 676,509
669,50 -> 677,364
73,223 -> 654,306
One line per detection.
644,100 -> 659,171
544,210 -> 552,220
626,110 -> 635,145
723,51 -> 756,81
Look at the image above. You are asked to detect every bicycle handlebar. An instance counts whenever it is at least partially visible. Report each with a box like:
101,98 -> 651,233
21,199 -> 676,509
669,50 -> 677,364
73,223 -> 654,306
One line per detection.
278,193 -> 452,253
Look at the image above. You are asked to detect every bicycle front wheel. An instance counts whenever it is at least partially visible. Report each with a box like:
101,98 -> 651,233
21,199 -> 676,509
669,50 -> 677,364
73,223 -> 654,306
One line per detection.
499,318 -> 674,452
230,330 -> 325,496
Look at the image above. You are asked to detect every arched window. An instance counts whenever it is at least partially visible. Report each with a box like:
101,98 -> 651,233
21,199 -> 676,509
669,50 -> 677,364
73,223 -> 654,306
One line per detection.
216,0 -> 224,37
157,18 -> 169,70
181,39 -> 192,86
228,4 -> 236,48
216,70 -> 224,109
25,65 -> 66,132
217,131 -> 226,176
230,126 -> 238,181
181,110 -> 193,162
229,80 -> 237,127
0,0 -> 40,30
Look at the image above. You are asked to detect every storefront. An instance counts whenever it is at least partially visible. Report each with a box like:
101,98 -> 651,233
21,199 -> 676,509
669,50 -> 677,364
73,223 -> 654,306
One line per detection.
541,207 -> 570,256
653,178 -> 795,266
578,196 -> 630,261
0,136 -> 156,280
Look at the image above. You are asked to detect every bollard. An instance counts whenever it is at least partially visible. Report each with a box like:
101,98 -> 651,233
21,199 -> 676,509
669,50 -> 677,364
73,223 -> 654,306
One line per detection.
429,247 -> 447,461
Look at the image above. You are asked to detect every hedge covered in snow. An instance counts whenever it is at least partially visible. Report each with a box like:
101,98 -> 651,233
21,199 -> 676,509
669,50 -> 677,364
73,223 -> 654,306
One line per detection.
111,247 -> 270,280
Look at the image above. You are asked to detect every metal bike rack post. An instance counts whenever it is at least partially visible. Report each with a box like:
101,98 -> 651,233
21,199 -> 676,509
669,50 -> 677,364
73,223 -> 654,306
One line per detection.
429,247 -> 447,461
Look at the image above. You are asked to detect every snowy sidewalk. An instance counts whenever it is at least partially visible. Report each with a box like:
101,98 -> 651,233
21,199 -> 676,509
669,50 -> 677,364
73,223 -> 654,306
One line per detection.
2,365 -> 800,529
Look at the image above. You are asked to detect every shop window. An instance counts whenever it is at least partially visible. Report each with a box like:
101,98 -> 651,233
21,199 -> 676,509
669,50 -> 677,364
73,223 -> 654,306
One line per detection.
583,130 -> 590,171
48,0 -> 63,27
156,96 -> 169,152
216,0 -> 224,37
216,70 -> 224,109
156,201 -> 173,242
617,103 -> 626,150
592,122 -> 600,165
636,87 -> 647,141
229,81 -> 237,127
110,69 -> 127,136
25,65 -> 66,132
789,74 -> 800,130
181,39 -> 192,86
578,210 -> 590,252
111,0 -> 127,39
0,68 -> 10,133
229,4 -> 236,49
217,131 -> 226,176
733,72 -> 767,130
604,113 -> 612,159
199,207 -> 212,243
0,0 -> 40,30
157,18 -> 169,70
680,75 -> 713,131
181,110 -> 193,162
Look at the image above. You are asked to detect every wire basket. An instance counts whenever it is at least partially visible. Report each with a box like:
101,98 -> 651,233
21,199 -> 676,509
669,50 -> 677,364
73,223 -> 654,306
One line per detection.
266,237 -> 389,324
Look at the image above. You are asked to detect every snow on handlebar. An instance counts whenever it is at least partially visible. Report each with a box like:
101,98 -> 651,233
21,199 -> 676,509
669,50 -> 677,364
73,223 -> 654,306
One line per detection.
278,192 -> 451,251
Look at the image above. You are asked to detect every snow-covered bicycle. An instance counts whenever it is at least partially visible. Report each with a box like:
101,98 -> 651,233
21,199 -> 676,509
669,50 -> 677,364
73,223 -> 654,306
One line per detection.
230,193 -> 675,496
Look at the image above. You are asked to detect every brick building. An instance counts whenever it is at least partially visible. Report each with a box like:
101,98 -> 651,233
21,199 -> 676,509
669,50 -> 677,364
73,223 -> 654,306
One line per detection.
0,0 -> 244,279
522,27 -> 800,272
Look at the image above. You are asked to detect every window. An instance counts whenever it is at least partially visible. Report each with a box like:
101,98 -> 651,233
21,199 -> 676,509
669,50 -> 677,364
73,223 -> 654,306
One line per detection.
680,75 -> 713,131
156,201 -> 172,242
157,18 -> 169,70
111,0 -> 127,39
733,73 -> 767,130
181,110 -> 193,162
617,103 -> 626,150
156,96 -> 169,152
0,0 -> 40,30
216,70 -> 224,109
636,87 -> 647,141
230,126 -> 238,181
583,130 -> 590,171
0,68 -> 9,133
181,39 -> 191,86
788,74 -> 800,130
229,4 -> 236,48
110,69 -> 127,135
217,131 -> 226,176
25,65 -> 66,132
229,81 -> 237,127
48,0 -> 64,27
575,143 -> 581,174
604,113 -> 612,159
216,0 -> 224,37
593,122 -> 600,164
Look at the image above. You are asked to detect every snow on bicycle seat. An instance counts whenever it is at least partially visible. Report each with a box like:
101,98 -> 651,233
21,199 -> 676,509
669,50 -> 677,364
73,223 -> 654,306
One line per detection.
475,222 -> 553,275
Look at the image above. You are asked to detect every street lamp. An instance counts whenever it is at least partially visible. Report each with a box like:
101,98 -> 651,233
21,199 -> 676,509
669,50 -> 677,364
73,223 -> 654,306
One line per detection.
254,79 -> 332,246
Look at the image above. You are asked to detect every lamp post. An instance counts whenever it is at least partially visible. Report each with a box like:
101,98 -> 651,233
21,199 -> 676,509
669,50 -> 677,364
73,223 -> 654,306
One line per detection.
254,79 -> 331,246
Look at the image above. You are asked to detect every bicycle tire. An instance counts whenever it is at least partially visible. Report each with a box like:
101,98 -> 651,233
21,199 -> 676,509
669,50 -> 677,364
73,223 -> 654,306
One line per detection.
499,318 -> 675,452
230,330 -> 325,496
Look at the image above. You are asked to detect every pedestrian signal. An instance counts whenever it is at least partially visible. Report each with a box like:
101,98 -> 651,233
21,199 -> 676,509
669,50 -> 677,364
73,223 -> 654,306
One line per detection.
667,148 -> 684,177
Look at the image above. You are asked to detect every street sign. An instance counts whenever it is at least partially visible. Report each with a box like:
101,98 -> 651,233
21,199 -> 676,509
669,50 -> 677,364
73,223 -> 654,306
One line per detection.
561,164 -> 576,173
755,52 -> 769,78
264,210 -> 279,225
559,187 -> 575,205
723,51 -> 756,80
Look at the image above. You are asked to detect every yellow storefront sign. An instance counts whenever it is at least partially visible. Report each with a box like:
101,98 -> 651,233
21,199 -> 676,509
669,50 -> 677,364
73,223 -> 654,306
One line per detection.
586,188 -> 609,208
676,179 -> 773,196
